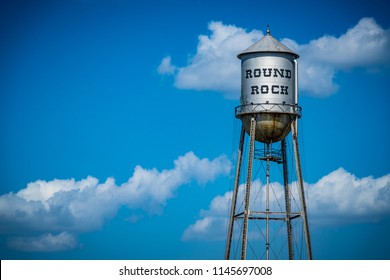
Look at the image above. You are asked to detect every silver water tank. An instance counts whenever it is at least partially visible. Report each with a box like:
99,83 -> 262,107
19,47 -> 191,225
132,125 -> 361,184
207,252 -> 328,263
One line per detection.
236,28 -> 301,143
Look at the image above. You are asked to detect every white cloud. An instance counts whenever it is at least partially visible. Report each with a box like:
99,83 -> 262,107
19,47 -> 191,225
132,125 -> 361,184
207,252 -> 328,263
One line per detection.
0,151 -> 231,251
283,17 -> 390,97
161,18 -> 390,98
17,176 -> 97,210
298,18 -> 390,69
183,168 -> 390,240
170,21 -> 261,99
307,168 -> 390,222
7,232 -> 78,252
157,56 -> 176,75
296,62 -> 339,96
182,190 -> 234,241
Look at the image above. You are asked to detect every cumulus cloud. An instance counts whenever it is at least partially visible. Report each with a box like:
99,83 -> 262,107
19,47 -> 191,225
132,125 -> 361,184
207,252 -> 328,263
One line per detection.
0,151 -> 231,251
157,56 -> 176,75
183,168 -> 390,240
182,190 -> 234,241
7,232 -> 78,252
283,17 -> 390,97
307,168 -> 390,222
158,21 -> 261,99
295,18 -> 390,69
159,18 -> 390,98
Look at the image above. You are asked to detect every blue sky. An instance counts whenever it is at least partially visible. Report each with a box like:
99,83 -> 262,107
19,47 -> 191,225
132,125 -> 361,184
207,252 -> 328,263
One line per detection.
0,0 -> 389,260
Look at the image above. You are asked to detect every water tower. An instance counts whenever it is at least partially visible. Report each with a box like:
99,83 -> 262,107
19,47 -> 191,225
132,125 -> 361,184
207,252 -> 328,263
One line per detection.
225,27 -> 312,260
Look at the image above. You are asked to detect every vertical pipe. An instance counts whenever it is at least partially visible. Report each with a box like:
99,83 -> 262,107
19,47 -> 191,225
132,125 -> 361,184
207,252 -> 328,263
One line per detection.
294,60 -> 298,105
241,116 -> 256,260
282,139 -> 294,260
291,120 -> 313,260
225,126 -> 246,260
265,143 -> 270,260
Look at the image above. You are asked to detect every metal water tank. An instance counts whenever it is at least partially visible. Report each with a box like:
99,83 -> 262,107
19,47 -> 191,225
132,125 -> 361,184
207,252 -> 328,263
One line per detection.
236,28 -> 301,143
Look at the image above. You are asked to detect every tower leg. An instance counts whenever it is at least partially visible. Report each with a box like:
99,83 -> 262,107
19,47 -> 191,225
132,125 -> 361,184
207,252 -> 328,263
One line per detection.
282,139 -> 294,260
265,143 -> 271,260
241,116 -> 256,260
225,126 -> 245,260
291,120 -> 313,260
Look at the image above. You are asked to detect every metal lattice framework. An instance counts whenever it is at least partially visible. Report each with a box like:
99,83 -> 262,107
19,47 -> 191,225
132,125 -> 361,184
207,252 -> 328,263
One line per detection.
225,116 -> 312,260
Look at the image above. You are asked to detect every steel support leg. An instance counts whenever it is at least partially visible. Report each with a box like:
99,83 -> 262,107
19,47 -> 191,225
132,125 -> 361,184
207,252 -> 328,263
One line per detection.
225,126 -> 245,260
282,139 -> 294,260
291,120 -> 313,260
241,116 -> 256,260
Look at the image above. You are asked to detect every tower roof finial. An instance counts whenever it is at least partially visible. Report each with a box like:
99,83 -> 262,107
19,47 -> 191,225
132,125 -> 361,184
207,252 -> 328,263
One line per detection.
266,24 -> 270,35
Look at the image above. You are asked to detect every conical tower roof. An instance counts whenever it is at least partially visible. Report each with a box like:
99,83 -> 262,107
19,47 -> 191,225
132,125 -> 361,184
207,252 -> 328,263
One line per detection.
237,27 -> 299,59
